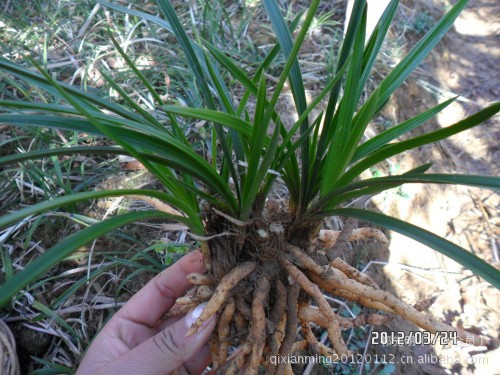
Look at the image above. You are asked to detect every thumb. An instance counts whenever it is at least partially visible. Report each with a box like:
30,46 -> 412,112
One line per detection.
100,303 -> 216,375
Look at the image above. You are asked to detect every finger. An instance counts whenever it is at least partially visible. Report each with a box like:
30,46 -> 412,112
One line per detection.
184,343 -> 212,375
116,250 -> 204,327
157,315 -> 213,373
97,303 -> 216,375
157,315 -> 183,330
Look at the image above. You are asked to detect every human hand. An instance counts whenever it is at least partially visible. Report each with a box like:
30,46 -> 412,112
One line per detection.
76,250 -> 216,375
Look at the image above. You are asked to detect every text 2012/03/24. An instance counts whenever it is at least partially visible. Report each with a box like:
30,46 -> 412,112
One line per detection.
371,330 -> 459,346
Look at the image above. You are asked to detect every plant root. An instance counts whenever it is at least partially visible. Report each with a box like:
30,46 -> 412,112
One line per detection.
312,263 -> 488,346
187,261 -> 256,336
165,301 -> 197,318
318,284 -> 395,313
248,277 -> 271,375
298,302 -> 321,354
274,283 -> 300,375
299,305 -> 392,330
210,335 -> 221,370
268,311 -> 286,368
217,298 -> 235,365
172,235 -> 490,374
225,343 -> 251,375
330,257 -> 378,288
280,258 -> 349,356
235,294 -> 252,320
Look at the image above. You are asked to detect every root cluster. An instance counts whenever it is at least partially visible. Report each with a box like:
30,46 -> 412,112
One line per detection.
168,225 -> 490,374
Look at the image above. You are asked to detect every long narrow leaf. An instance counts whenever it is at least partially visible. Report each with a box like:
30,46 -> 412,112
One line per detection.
329,208 -> 500,289
353,97 -> 456,161
315,173 -> 499,212
0,189 -> 202,232
339,102 -> 500,185
1,114 -> 238,211
319,0 -> 367,156
263,0 -> 310,188
0,211 -> 176,307
320,7 -> 367,196
0,57 -> 144,123
360,0 -> 468,116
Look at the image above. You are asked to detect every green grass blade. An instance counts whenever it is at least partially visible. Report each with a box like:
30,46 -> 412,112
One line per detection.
161,105 -> 253,138
31,300 -> 83,345
319,0 -> 366,155
242,116 -> 282,218
263,0 -> 308,121
348,173 -> 500,192
0,57 -> 143,123
260,0 -> 321,212
30,63 -> 200,209
98,0 -> 215,109
154,0 -> 248,190
320,7 -> 367,195
108,33 -> 164,108
0,100 -> 174,140
0,189 -> 202,232
0,114 -> 236,209
316,173 -> 499,212
262,115 -> 319,200
0,146 -> 125,167
317,0 -> 469,192
0,211 -> 175,307
340,101 -> 500,185
330,208 -> 500,289
264,0 -> 317,212
362,0 -> 468,115
353,97 -> 457,161
240,74 -> 269,217
201,47 -> 243,198
99,69 -> 166,133
357,0 -> 399,99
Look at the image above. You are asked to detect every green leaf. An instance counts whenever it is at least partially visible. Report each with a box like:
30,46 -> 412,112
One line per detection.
330,208 -> 500,289
161,105 -> 253,138
0,57 -> 143,123
0,145 -> 125,167
109,33 -> 164,109
340,101 -> 500,185
357,0 -> 399,99
319,0 -> 367,155
263,0 -> 309,183
353,97 -> 457,161
261,0 -> 321,212
321,5 -> 368,195
0,113 -> 238,212
362,0 -> 468,114
0,189 -> 203,233
348,173 -> 500,192
314,173 -> 499,212
0,211 -> 175,307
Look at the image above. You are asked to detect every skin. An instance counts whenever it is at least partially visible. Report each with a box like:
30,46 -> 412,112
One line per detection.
76,250 -> 216,375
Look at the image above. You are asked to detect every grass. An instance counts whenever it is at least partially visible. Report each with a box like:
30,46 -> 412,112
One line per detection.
0,0 -> 499,374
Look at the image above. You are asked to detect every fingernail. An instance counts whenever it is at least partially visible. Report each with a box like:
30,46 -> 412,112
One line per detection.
185,302 -> 208,330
